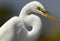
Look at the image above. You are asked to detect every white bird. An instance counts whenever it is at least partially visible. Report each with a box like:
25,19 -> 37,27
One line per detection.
18,1 -> 58,41
0,1 -> 58,41
0,16 -> 22,41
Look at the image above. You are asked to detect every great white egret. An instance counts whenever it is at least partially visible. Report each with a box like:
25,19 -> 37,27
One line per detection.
18,1 -> 58,41
0,16 -> 22,41
0,1 -> 58,41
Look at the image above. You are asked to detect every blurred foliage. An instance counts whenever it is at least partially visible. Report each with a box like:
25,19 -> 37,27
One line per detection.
36,24 -> 60,41
0,7 -> 13,27
36,34 -> 60,41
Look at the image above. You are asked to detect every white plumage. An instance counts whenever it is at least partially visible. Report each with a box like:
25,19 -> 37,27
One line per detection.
0,1 -> 57,41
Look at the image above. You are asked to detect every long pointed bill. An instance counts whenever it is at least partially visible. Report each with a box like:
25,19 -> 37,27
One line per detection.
43,11 -> 58,23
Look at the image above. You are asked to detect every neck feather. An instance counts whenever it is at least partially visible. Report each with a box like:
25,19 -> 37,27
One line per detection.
19,5 -> 32,18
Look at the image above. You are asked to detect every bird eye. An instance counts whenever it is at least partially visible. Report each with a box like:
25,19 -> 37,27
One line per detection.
37,6 -> 46,13
37,6 -> 41,11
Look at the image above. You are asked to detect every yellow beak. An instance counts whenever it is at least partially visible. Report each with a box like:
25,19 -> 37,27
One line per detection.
43,11 -> 58,23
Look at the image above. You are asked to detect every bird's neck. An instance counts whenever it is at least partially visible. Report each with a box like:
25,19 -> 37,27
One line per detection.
19,5 -> 32,19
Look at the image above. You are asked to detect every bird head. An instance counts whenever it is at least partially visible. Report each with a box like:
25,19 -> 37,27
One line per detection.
28,1 -> 58,23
